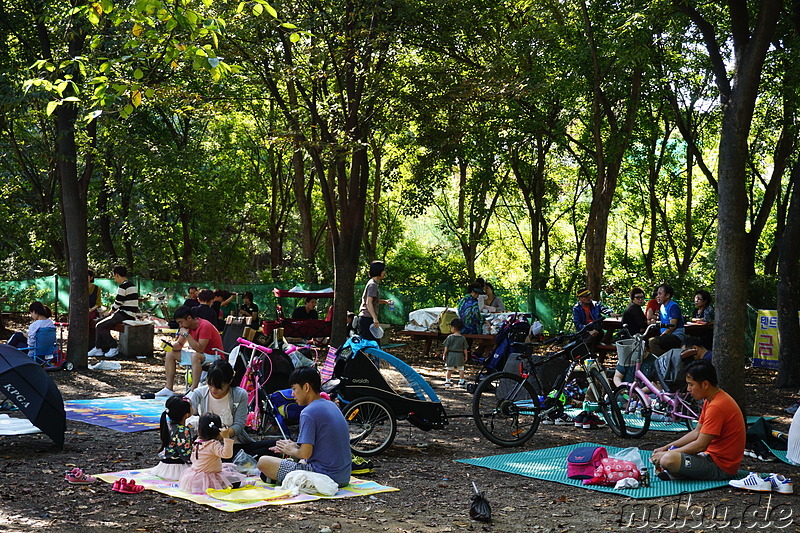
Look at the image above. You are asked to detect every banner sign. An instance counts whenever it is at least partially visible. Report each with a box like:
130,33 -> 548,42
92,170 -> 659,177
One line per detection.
753,310 -> 800,370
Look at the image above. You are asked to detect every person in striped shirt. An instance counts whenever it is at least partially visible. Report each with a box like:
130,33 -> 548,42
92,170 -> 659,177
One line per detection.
88,265 -> 140,358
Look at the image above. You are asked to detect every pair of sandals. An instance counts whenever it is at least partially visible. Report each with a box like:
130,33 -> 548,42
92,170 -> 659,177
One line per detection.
112,478 -> 145,494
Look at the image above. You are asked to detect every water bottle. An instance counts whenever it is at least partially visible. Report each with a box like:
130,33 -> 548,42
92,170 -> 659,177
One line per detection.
388,300 -> 395,311
538,395 -> 546,407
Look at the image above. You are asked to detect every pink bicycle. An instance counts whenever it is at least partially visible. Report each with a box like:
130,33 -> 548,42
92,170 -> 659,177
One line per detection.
610,324 -> 701,438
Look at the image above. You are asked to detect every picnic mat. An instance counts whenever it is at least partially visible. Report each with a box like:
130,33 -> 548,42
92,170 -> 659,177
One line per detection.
566,408 -> 774,433
96,469 -> 398,512
65,396 -> 166,432
457,442 -> 740,500
0,413 -> 41,435
764,443 -> 799,466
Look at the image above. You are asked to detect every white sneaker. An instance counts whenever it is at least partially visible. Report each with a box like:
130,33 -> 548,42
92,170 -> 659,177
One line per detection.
88,347 -> 104,357
729,472 -> 771,492
104,347 -> 119,358
766,473 -> 793,494
155,387 -> 175,397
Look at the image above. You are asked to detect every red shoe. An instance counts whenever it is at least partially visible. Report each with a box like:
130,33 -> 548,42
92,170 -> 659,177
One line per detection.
65,468 -> 97,485
113,479 -> 145,494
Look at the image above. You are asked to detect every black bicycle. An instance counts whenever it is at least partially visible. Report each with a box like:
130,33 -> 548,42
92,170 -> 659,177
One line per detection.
472,329 -> 626,446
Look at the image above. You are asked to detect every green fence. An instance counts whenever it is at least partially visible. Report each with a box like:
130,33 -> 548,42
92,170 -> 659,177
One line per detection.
0,276 -> 745,339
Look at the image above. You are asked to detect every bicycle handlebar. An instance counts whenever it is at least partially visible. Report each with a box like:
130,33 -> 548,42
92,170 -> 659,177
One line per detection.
237,338 -> 272,354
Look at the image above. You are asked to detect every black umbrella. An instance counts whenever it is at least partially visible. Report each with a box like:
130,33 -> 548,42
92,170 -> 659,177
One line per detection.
0,344 -> 65,448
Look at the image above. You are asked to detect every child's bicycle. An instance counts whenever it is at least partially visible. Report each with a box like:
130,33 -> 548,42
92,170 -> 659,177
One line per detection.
610,323 -> 701,438
471,327 -> 626,447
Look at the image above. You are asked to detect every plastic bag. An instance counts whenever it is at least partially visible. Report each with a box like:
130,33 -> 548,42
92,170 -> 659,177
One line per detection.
609,447 -> 645,471
469,482 -> 492,522
232,449 -> 259,475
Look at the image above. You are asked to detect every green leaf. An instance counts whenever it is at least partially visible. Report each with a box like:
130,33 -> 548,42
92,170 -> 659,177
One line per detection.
281,22 -> 298,29
145,88 -> 155,98
134,68 -> 144,79
289,32 -> 301,43
264,3 -> 277,17
46,101 -> 58,116
123,104 -> 134,116
252,4 -> 263,16
236,2 -> 245,14
100,62 -> 111,73
87,10 -> 100,25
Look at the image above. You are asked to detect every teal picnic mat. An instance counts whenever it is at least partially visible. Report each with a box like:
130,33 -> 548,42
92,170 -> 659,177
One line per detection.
764,443 -> 799,466
65,396 -> 165,432
565,407 -> 690,432
457,443 -> 737,500
566,408 -> 773,433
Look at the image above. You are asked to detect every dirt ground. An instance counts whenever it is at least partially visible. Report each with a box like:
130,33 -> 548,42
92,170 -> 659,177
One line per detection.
1,324 -> 799,532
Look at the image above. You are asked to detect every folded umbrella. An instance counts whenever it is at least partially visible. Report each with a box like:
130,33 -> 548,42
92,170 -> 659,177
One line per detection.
0,344 -> 66,448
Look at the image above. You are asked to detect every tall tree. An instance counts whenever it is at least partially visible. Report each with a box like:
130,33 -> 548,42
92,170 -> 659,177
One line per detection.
673,0 -> 781,404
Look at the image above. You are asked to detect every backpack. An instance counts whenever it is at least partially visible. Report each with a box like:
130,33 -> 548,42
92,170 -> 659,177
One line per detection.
586,457 -> 641,486
567,446 -> 608,480
438,309 -> 458,334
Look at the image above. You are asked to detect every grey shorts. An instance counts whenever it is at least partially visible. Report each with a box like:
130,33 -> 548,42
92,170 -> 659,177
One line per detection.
276,459 -> 315,483
677,453 -> 737,481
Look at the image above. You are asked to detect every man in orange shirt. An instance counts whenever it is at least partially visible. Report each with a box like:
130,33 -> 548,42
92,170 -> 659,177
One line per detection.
650,360 -> 745,480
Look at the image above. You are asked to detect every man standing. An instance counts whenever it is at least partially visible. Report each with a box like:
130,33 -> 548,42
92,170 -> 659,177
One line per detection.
648,284 -> 685,356
88,265 -> 139,358
291,297 -> 318,320
157,306 -> 224,396
651,360 -> 745,481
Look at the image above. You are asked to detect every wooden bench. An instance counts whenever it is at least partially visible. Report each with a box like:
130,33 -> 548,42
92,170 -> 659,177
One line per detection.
400,330 -> 496,357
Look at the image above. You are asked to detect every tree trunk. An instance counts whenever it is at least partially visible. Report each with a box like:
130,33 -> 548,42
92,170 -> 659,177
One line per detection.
776,166 -> 800,389
97,171 -> 117,260
56,102 -> 89,369
708,1 -> 780,407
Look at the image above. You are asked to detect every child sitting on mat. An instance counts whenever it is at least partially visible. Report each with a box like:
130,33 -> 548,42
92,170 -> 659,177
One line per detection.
178,412 -> 246,493
151,395 -> 193,481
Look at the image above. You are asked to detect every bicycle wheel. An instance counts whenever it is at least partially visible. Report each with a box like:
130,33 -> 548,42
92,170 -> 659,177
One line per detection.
472,372 -> 541,447
611,384 -> 651,438
343,397 -> 397,457
673,392 -> 701,431
588,368 -> 627,437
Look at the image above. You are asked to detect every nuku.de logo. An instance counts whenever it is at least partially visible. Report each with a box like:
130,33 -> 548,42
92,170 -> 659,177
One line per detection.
2,383 -> 30,408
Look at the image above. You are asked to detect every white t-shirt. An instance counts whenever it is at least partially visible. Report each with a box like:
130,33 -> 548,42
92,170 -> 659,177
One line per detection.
27,318 -> 55,347
207,393 -> 235,440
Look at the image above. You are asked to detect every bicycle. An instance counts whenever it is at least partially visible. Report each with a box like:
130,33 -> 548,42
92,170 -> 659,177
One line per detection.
140,288 -> 171,320
610,323 -> 701,438
472,327 -> 627,447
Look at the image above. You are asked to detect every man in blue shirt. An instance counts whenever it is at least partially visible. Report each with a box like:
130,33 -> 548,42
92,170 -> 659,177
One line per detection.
571,288 -> 618,351
257,367 -> 352,487
649,284 -> 685,356
457,284 -> 484,334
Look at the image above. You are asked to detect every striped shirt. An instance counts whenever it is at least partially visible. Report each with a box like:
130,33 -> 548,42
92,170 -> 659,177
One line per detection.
113,280 -> 140,317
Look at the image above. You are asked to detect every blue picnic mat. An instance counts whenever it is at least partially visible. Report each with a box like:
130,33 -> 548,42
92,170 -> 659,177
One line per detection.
457,443 -> 739,499
65,396 -> 165,432
567,408 -> 774,433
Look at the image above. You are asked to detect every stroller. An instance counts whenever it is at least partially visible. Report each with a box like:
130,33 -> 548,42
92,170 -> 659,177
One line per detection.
326,337 -> 448,456
467,315 -> 531,392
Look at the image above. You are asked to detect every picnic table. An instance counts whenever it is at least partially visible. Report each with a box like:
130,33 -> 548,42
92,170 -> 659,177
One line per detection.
399,329 -> 496,357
